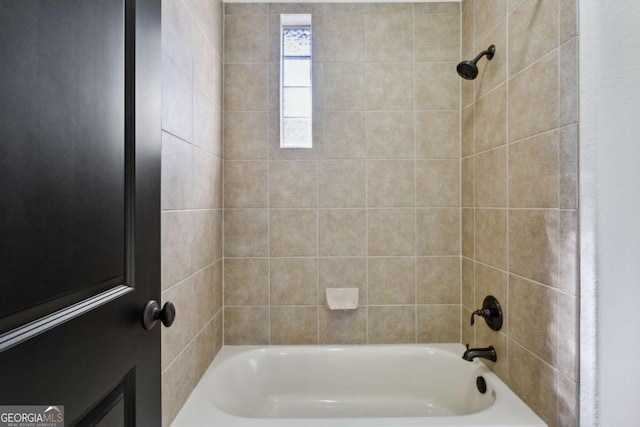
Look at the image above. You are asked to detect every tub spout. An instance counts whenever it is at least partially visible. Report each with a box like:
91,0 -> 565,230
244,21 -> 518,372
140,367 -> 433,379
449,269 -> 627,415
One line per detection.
462,345 -> 497,363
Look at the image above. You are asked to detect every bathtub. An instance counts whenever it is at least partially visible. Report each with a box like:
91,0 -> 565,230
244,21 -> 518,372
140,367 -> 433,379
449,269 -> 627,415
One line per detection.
172,344 -> 546,426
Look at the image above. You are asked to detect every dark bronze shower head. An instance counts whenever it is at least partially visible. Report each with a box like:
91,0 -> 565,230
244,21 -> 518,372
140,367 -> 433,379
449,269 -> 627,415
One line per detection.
456,45 -> 495,80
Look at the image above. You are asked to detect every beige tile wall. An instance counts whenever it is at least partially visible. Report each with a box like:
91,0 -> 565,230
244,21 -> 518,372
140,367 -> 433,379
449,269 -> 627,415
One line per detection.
221,2 -> 579,425
223,2 -> 462,346
461,0 -> 579,426
161,0 -> 223,425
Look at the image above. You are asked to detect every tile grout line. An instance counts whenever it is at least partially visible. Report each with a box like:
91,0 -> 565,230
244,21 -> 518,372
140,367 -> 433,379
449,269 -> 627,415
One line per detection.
190,31 -> 197,389
316,97 -> 320,344
221,2 -> 227,349
457,0 -> 463,345
266,13 -> 271,345
471,0 -> 477,350
413,6 -> 418,345
504,0 -> 511,386
555,2 -> 562,420
363,6 -> 370,344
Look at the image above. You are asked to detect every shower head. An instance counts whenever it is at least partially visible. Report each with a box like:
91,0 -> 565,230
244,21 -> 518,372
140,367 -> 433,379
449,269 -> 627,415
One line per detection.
456,45 -> 496,80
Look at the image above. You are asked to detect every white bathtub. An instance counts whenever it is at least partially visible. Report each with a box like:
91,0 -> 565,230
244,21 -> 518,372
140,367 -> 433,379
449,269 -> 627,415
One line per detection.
172,344 -> 546,426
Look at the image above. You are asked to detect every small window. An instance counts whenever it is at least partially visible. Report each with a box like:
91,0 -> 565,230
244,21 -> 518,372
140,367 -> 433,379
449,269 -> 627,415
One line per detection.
280,14 -> 312,148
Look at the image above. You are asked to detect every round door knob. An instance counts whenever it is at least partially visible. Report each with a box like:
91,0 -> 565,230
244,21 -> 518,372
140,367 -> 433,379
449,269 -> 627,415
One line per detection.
142,300 -> 176,330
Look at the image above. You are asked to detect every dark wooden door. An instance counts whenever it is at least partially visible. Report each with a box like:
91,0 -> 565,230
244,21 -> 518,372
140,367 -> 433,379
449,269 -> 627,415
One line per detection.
0,0 -> 161,425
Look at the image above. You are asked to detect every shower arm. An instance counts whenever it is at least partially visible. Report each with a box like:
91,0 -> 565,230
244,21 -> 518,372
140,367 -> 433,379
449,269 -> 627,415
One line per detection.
472,46 -> 495,64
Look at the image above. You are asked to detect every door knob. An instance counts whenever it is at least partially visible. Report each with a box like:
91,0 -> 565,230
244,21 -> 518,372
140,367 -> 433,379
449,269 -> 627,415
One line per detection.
142,300 -> 176,330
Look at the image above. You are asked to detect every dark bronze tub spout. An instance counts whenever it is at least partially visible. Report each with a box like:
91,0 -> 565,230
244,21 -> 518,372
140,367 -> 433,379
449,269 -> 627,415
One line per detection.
462,345 -> 497,363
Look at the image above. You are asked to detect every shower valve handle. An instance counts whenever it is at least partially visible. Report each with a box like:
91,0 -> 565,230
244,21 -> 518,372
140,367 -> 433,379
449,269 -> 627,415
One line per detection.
469,295 -> 503,331
470,308 -> 491,325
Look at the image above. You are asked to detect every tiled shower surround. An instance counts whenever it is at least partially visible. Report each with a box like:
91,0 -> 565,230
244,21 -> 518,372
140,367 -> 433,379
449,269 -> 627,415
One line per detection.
223,2 -> 463,345
460,0 -> 579,426
159,1 -> 579,426
160,0 -> 224,425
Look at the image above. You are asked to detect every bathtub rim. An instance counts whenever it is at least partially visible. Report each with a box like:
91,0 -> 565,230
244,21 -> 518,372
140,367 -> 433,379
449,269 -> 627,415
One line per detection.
171,343 -> 547,427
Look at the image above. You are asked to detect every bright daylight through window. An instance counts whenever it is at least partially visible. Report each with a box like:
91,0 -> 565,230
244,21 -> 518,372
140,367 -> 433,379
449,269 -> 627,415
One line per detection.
280,14 -> 312,148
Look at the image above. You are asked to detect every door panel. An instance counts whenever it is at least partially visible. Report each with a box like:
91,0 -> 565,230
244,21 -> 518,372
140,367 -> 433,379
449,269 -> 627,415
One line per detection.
79,369 -> 134,427
0,0 -> 161,425
0,0 -> 127,333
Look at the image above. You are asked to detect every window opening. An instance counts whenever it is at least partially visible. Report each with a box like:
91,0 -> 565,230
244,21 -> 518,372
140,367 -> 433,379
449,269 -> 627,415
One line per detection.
280,14 -> 312,148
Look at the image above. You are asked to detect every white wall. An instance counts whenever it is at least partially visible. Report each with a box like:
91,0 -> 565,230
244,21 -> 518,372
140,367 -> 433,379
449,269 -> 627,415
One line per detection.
580,1 -> 640,425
